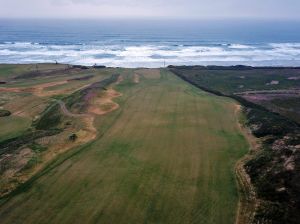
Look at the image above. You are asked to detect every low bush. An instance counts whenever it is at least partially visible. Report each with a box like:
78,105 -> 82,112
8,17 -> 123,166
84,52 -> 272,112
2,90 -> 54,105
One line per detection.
0,109 -> 11,117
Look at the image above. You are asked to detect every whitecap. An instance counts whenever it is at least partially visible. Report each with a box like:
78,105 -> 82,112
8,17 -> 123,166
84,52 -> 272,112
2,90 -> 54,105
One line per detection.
228,44 -> 255,49
1,41 -> 300,67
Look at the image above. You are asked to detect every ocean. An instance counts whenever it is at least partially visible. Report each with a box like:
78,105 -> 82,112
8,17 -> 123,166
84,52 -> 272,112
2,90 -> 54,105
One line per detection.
1,19 -> 300,67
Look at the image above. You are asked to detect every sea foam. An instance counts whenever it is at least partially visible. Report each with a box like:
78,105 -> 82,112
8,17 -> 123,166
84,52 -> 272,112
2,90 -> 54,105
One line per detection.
0,42 -> 300,67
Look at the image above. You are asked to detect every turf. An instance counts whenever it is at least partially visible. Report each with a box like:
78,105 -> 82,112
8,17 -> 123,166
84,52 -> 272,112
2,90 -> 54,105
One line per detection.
0,115 -> 31,142
0,69 -> 248,224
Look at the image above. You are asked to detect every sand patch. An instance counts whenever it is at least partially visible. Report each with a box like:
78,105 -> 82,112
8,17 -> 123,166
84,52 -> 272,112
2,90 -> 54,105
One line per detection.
116,75 -> 124,84
81,116 -> 97,140
133,73 -> 140,83
0,81 -> 68,97
88,88 -> 122,115
0,81 -> 93,99
26,81 -> 68,97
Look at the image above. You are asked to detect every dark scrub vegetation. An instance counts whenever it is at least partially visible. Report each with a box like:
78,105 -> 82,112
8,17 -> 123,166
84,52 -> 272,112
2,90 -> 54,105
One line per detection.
0,109 -> 11,117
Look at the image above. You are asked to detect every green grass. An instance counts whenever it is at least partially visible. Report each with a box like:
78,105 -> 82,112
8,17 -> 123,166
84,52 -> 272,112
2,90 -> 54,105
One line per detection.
0,65 -> 16,78
0,115 -> 31,142
28,142 -> 47,153
0,69 -> 248,224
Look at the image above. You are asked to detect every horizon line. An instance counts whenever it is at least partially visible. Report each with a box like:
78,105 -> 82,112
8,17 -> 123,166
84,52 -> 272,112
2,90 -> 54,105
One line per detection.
1,17 -> 300,22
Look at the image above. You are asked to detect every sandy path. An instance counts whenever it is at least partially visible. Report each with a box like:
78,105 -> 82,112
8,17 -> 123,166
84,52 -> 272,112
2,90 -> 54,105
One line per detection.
234,104 -> 259,151
234,104 -> 259,224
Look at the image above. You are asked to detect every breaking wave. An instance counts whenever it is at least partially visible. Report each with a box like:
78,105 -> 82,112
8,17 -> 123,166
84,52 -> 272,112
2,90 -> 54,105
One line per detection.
1,42 -> 300,67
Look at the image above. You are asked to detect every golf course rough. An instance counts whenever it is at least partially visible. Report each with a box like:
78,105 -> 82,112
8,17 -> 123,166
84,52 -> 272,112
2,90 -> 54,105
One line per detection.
0,69 -> 248,224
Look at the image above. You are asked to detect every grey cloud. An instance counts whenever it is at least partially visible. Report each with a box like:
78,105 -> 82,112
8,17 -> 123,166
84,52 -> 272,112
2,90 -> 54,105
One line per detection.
0,0 -> 300,19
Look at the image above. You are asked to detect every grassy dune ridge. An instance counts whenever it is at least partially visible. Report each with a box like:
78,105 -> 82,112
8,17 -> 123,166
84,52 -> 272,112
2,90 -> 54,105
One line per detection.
0,68 -> 248,223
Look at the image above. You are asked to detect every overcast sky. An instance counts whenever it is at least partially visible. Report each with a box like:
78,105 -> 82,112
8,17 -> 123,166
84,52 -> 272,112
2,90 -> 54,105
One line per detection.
1,0 -> 300,20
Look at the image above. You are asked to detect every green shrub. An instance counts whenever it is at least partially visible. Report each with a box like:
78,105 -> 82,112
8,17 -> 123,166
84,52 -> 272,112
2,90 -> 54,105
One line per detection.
0,109 -> 11,117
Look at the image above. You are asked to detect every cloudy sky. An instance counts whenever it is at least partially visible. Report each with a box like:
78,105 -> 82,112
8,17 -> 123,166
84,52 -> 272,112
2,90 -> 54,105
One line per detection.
1,0 -> 300,20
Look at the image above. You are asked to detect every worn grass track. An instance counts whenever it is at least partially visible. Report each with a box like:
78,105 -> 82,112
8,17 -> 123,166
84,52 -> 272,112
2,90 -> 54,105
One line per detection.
0,69 -> 248,224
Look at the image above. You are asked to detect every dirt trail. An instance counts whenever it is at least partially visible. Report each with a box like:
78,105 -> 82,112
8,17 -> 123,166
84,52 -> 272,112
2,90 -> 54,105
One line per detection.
234,104 -> 260,151
234,104 -> 259,224
235,89 -> 300,95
